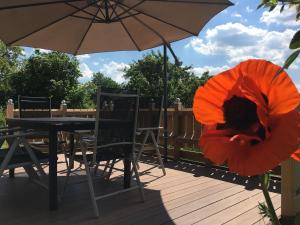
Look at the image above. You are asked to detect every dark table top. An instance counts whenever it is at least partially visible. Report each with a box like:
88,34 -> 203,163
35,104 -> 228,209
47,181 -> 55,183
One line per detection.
6,117 -> 131,131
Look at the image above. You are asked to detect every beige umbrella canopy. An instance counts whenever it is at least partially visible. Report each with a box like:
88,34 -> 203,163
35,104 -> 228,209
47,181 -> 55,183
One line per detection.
0,0 -> 232,55
0,0 -> 232,160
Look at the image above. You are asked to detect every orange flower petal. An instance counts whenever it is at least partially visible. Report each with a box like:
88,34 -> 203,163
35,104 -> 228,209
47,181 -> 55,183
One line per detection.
238,59 -> 300,115
193,68 -> 239,125
200,110 -> 300,176
200,134 -> 235,165
291,149 -> 300,162
228,110 -> 300,176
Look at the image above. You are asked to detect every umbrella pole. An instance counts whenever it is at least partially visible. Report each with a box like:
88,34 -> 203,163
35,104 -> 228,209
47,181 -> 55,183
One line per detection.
163,44 -> 168,163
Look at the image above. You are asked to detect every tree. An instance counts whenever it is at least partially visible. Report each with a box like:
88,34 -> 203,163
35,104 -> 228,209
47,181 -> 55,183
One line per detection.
0,41 -> 23,107
92,72 -> 121,89
258,0 -> 300,70
9,50 -> 81,108
123,51 -> 211,107
67,82 -> 96,108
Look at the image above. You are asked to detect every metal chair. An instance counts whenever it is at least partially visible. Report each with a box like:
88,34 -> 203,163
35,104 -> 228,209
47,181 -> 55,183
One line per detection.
18,95 -> 70,167
135,97 -> 166,175
18,96 -> 52,118
18,96 -> 51,151
62,87 -> 144,217
0,126 -> 48,185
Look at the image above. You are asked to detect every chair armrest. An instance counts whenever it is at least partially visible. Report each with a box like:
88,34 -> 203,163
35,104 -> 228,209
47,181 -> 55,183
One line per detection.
0,126 -> 23,133
0,130 -> 40,140
96,142 -> 133,149
136,127 -> 163,132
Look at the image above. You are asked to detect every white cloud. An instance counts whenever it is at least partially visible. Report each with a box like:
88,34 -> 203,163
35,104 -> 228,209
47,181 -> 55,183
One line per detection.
231,13 -> 242,18
186,23 -> 297,67
76,54 -> 90,61
79,63 -> 93,83
260,6 -> 298,27
93,62 -> 99,66
191,65 -> 230,76
100,61 -> 129,84
246,6 -> 253,13
39,48 -> 51,53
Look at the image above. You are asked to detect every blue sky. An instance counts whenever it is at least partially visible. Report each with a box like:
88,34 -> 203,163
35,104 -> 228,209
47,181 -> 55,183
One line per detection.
24,0 -> 300,89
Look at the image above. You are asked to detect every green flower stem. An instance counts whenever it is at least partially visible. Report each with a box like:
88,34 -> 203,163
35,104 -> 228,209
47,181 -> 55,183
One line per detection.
260,173 -> 281,225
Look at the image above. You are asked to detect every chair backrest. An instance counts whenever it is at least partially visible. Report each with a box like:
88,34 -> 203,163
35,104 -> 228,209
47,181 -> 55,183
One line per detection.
93,87 -> 139,162
138,96 -> 163,129
138,96 -> 163,144
18,96 -> 51,118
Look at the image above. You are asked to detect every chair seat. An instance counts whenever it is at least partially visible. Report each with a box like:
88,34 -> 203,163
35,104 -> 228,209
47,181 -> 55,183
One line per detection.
0,147 -> 48,166
73,149 -> 126,163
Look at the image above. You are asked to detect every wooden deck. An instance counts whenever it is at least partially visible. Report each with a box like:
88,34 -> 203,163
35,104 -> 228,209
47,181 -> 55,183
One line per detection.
0,156 -> 281,225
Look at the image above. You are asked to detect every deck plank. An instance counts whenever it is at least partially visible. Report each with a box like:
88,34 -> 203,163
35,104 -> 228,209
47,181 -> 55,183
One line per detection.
224,194 -> 281,225
0,155 -> 281,225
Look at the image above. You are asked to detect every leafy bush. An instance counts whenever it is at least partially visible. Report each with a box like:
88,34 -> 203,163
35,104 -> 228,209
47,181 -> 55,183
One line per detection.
0,109 -> 5,127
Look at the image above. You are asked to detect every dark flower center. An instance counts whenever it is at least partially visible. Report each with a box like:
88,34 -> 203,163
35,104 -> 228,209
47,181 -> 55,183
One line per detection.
223,96 -> 259,131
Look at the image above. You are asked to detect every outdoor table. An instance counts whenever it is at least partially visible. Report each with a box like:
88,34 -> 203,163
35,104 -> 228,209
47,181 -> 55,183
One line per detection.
6,117 -> 132,210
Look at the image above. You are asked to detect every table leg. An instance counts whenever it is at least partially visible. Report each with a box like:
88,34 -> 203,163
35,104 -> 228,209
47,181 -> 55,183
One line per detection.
124,154 -> 131,188
69,133 -> 74,169
9,169 -> 15,178
49,128 -> 58,210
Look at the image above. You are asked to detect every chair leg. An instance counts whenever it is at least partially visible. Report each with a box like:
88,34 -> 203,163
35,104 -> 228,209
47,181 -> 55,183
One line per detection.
105,159 -> 116,180
150,131 -> 166,175
82,150 -> 99,217
63,150 -> 69,169
60,145 -> 81,200
0,139 -> 19,177
60,162 -> 72,201
131,159 -> 145,202
22,137 -> 46,177
136,131 -> 150,168
94,161 -> 100,175
101,160 -> 110,177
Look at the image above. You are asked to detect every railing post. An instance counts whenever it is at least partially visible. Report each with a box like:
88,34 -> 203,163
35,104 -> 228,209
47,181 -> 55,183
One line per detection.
281,158 -> 300,225
60,100 -> 67,117
6,99 -> 14,119
173,98 -> 182,161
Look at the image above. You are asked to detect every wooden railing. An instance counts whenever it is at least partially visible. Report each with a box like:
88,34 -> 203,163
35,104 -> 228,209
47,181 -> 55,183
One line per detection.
5,99 -> 278,171
7,99 -> 300,222
6,99 -> 205,161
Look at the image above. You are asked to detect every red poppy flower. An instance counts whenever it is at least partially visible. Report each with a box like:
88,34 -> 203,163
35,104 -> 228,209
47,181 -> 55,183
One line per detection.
193,59 -> 300,176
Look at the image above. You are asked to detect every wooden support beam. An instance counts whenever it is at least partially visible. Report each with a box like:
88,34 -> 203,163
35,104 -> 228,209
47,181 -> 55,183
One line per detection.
281,158 -> 300,225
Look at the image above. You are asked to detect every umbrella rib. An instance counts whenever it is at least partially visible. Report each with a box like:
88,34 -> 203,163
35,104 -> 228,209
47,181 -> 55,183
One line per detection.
74,4 -> 102,55
97,1 -> 107,20
65,1 -> 104,22
120,21 -> 141,51
108,1 -> 141,51
115,0 -> 146,19
111,0 -> 197,36
71,14 -> 105,23
144,0 -> 233,6
111,12 -> 141,22
118,4 -> 167,44
109,0 -> 119,20
8,1 -> 98,45
0,0 -> 85,10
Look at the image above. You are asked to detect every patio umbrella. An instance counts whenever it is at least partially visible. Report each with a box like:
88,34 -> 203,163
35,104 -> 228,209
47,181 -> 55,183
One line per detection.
0,0 -> 233,161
